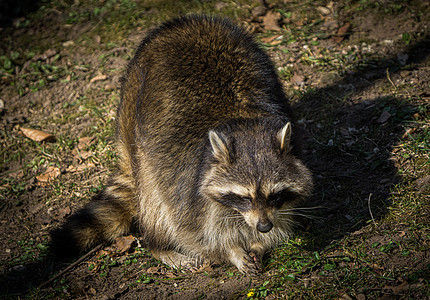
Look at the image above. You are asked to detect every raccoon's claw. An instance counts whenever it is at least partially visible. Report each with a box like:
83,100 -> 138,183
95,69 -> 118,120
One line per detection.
241,251 -> 262,276
152,249 -> 207,272
248,251 -> 263,271
229,247 -> 262,276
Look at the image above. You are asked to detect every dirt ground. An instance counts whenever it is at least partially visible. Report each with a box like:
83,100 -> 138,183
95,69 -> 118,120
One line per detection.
0,0 -> 429,299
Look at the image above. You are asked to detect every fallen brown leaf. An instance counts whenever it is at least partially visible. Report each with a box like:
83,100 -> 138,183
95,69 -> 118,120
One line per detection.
113,235 -> 136,254
87,287 -> 97,295
90,74 -> 107,83
317,6 -> 331,15
20,127 -> 55,142
66,161 -> 96,173
260,35 -> 281,44
291,73 -> 305,85
383,281 -> 410,294
246,21 -> 262,33
57,206 -> 71,219
413,113 -> 421,119
9,169 -> 24,179
96,249 -> 110,258
377,110 -> 392,124
94,35 -> 101,44
214,2 -> 229,10
71,148 -> 92,160
262,11 -> 282,32
338,22 -> 351,36
251,6 -> 267,18
165,272 -> 178,278
402,127 -> 417,139
104,83 -> 116,90
77,136 -> 95,150
36,166 -> 60,183
332,22 -> 351,44
146,266 -> 161,274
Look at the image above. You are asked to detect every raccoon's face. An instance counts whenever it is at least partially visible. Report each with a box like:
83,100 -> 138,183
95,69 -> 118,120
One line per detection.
201,120 -> 313,233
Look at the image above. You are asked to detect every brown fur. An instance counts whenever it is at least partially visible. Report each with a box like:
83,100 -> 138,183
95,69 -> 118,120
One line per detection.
51,15 -> 313,274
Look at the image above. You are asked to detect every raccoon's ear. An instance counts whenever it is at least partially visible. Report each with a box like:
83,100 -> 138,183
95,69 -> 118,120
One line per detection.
277,122 -> 292,152
209,130 -> 231,163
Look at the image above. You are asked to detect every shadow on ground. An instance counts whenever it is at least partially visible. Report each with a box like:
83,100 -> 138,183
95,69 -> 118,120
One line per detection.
0,0 -> 43,27
294,34 -> 430,249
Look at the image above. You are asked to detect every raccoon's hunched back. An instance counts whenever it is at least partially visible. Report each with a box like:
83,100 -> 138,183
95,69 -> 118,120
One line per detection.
118,15 -> 295,182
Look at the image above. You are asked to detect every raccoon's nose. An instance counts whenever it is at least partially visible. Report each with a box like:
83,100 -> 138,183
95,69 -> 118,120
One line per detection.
257,221 -> 273,233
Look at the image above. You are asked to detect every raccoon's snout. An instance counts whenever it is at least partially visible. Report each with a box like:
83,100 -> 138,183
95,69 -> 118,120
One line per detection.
257,220 -> 273,233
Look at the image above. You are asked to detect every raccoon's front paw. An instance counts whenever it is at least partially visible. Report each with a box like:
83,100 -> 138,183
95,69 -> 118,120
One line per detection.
151,250 -> 206,272
229,248 -> 262,276
241,251 -> 262,276
248,251 -> 263,272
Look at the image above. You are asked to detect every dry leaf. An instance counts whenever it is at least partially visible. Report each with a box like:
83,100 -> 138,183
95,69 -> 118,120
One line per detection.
402,127 -> 417,139
90,74 -> 107,83
9,169 -> 24,179
36,166 -> 60,182
94,35 -> 101,44
384,281 -> 410,294
146,266 -> 161,274
371,263 -> 384,271
79,150 -> 92,160
20,127 -> 55,142
413,113 -> 421,119
337,22 -> 351,36
262,11 -> 282,32
0,184 -> 10,191
251,6 -> 267,17
97,249 -> 110,258
57,206 -> 71,218
113,235 -> 136,254
71,148 -> 92,160
78,136 -> 94,150
214,2 -> 229,10
260,35 -> 280,44
62,40 -> 74,47
165,272 -> 177,278
87,287 -> 97,296
246,21 -> 262,33
104,84 -> 116,90
377,110 -> 392,123
66,161 -> 95,173
291,73 -> 305,85
332,22 -> 350,43
317,6 -> 331,15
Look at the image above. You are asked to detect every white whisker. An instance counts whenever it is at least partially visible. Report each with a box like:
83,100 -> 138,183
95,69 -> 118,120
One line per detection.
277,212 -> 321,221
279,206 -> 326,212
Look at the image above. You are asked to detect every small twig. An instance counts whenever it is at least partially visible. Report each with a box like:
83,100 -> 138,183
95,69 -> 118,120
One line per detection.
38,244 -> 103,289
386,68 -> 397,91
367,193 -> 378,228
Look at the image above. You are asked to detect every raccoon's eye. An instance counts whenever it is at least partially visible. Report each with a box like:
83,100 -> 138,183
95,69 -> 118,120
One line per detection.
268,189 -> 298,207
221,193 -> 251,202
218,193 -> 252,211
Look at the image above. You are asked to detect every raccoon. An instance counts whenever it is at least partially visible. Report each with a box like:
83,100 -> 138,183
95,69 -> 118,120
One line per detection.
51,15 -> 313,275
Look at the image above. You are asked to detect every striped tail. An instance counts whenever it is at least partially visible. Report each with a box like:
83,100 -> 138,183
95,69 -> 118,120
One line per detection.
50,174 -> 137,258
